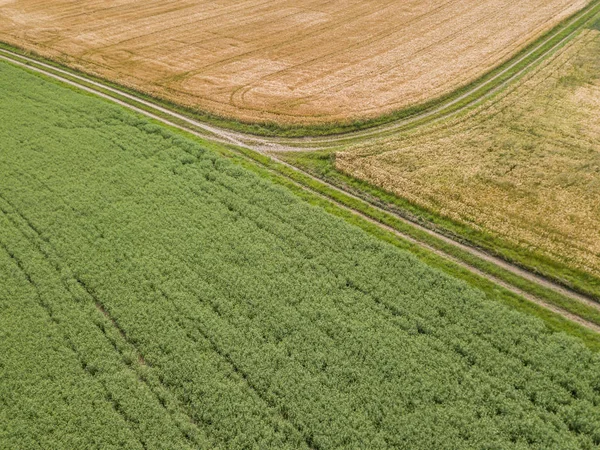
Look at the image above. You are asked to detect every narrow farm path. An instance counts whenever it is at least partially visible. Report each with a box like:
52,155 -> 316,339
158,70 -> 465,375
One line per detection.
1,49 -> 599,334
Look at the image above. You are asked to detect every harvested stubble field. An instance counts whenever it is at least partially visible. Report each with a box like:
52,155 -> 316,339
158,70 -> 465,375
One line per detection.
337,28 -> 600,284
3,61 -> 600,449
0,0 -> 589,125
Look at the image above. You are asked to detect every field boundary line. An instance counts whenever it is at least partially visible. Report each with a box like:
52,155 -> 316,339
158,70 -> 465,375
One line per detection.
289,185 -> 600,333
1,48 -> 600,337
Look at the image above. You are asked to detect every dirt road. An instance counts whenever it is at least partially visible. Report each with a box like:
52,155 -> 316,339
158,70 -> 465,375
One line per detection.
1,48 -> 599,334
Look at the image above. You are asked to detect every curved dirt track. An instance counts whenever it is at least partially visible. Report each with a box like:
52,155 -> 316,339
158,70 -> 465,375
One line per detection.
0,0 -> 598,150
1,47 -> 600,334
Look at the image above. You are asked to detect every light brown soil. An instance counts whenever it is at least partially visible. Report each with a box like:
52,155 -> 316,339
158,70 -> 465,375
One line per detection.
0,0 -> 589,125
336,29 -> 600,278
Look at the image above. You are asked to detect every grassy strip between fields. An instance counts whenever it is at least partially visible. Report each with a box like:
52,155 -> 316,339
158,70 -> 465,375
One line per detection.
2,0 -> 600,138
204,145 -> 600,350
3,49 -> 600,351
211,154 -> 600,351
281,128 -> 600,302
103,113 -> 600,350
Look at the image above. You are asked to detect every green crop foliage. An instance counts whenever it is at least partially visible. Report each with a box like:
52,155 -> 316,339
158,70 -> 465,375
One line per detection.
2,61 -> 600,449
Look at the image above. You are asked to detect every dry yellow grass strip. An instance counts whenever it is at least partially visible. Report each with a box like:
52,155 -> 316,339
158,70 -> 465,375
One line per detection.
336,29 -> 600,278
0,0 -> 589,125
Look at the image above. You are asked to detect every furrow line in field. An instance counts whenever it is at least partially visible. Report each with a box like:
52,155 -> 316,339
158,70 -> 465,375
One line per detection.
0,177 -> 315,448
0,193 -> 210,449
0,221 -> 149,450
154,286 -> 319,450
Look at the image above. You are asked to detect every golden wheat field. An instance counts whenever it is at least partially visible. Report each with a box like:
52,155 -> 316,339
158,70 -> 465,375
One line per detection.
336,29 -> 600,278
0,0 -> 589,125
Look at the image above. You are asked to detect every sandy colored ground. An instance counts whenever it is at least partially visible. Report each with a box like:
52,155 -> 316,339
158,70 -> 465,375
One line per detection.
0,0 -> 589,125
336,29 -> 600,277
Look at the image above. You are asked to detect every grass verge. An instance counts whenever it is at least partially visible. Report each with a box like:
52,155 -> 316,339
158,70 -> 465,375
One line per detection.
282,150 -> 600,300
3,51 -> 600,351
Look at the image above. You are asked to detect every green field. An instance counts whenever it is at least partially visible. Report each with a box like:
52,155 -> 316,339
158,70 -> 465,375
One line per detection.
2,61 -> 600,449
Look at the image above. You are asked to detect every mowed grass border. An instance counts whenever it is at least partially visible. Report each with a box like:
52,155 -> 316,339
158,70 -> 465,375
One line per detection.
1,0 -> 600,137
2,51 -> 600,349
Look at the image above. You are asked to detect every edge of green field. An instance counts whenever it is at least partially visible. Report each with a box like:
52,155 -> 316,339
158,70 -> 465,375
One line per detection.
1,0 -> 599,138
4,53 -> 599,351
150,125 -> 600,352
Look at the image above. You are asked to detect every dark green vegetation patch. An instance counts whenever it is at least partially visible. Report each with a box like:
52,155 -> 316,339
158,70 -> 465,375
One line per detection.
1,61 -> 600,449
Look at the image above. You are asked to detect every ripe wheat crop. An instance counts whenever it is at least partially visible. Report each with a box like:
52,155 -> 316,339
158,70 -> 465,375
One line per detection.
0,0 -> 588,125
